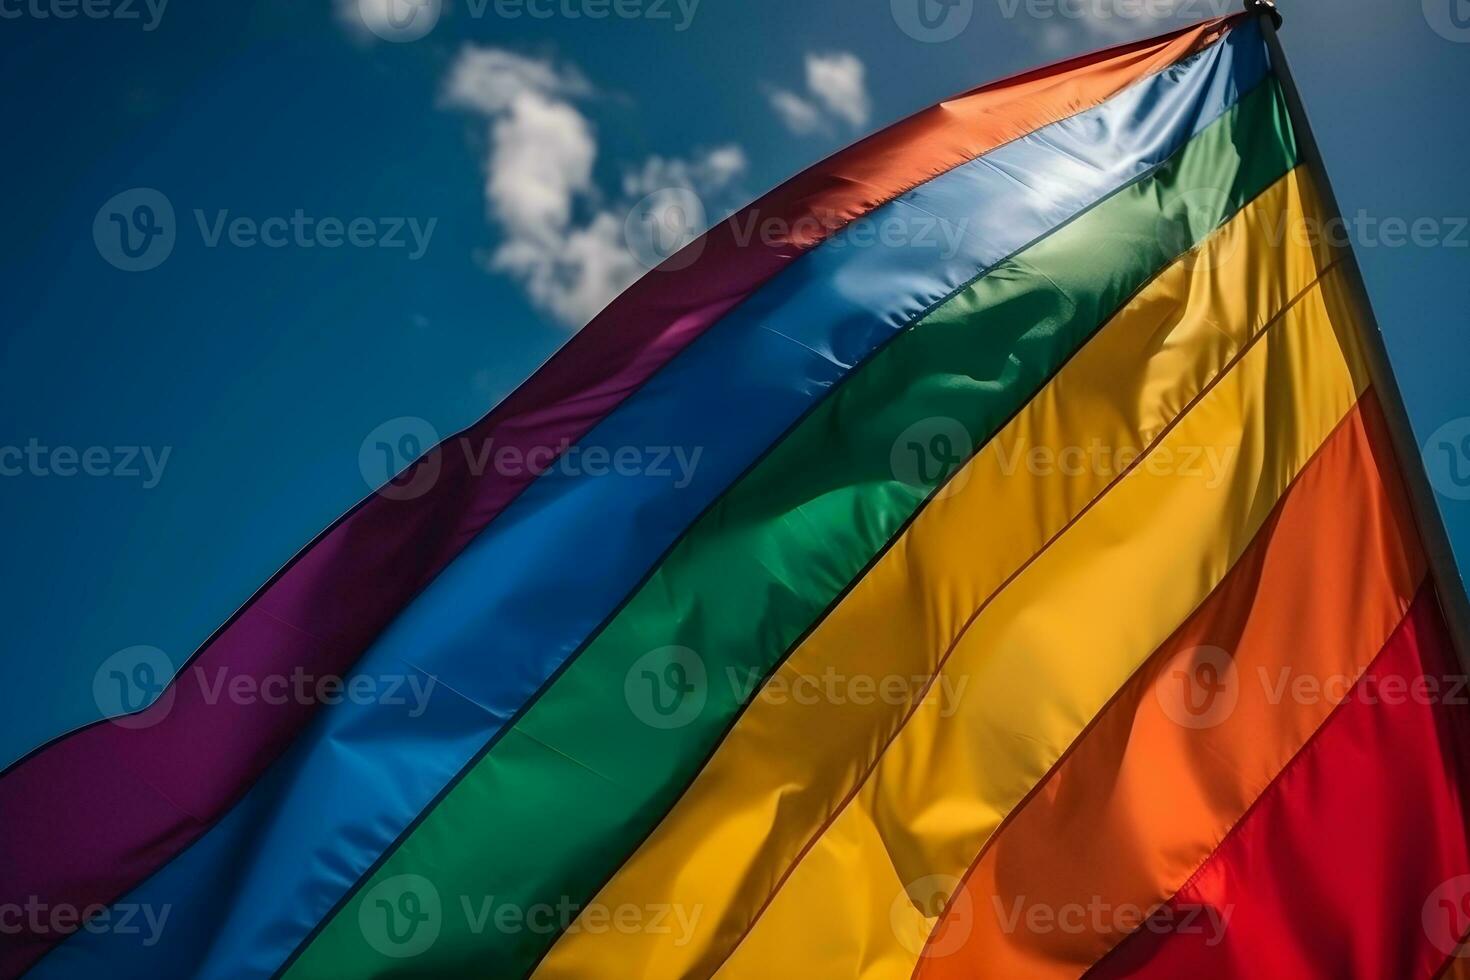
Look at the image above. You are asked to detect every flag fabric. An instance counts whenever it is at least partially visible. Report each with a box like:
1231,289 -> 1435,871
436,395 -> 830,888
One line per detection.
8,12 -> 1470,979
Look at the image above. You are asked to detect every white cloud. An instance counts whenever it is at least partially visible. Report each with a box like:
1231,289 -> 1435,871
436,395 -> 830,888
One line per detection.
444,46 -> 747,329
485,94 -> 595,241
765,88 -> 825,135
1022,1 -> 1185,54
805,53 -> 870,128
491,212 -> 642,329
623,147 -> 748,200
766,51 -> 872,136
443,47 -> 590,114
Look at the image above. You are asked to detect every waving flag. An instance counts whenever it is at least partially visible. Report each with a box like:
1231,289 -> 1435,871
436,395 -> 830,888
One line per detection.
7,9 -> 1470,979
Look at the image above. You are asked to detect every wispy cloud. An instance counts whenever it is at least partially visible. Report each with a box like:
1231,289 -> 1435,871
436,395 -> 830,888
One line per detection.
442,46 -> 591,112
443,46 -> 746,329
765,88 -> 826,136
999,0 -> 1210,55
805,52 -> 870,128
766,51 -> 872,136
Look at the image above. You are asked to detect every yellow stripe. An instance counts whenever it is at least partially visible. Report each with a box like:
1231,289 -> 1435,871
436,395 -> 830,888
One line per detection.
533,170 -> 1339,979
716,264 -> 1369,979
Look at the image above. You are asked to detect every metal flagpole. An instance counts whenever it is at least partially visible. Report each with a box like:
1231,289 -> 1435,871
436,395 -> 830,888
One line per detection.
1243,0 -> 1470,669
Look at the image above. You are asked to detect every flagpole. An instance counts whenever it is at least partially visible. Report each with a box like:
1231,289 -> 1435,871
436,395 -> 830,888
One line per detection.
1243,0 -> 1470,670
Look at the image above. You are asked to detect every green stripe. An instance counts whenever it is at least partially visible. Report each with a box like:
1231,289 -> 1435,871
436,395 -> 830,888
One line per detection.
286,77 -> 1296,979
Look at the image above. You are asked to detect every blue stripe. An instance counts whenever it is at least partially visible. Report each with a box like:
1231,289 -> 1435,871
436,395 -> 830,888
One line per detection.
34,20 -> 1265,980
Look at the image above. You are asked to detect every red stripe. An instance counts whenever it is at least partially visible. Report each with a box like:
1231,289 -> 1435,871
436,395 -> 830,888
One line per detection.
1087,586 -> 1470,980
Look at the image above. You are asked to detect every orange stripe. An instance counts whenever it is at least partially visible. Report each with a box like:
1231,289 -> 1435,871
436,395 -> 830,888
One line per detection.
914,391 -> 1426,979
767,15 -> 1237,247
1085,585 -> 1467,978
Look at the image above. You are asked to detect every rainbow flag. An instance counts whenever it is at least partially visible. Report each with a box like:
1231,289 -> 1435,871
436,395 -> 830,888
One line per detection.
7,10 -> 1470,979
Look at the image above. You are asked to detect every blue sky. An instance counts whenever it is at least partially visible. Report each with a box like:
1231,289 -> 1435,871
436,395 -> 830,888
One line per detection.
2,0 -> 1467,765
